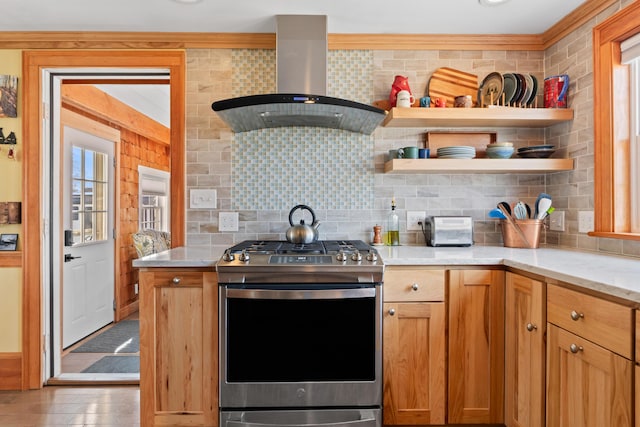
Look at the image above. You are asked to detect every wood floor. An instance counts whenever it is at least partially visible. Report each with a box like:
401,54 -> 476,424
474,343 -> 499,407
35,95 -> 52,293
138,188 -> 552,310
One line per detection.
0,385 -> 140,426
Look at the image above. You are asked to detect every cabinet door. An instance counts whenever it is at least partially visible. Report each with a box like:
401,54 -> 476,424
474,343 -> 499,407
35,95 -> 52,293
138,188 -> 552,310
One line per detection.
547,324 -> 632,427
448,269 -> 505,424
505,272 -> 545,427
139,269 -> 218,427
383,302 -> 445,425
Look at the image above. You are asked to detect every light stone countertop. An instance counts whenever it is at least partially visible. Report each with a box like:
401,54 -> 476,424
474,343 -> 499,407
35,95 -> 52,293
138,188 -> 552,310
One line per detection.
133,244 -> 640,305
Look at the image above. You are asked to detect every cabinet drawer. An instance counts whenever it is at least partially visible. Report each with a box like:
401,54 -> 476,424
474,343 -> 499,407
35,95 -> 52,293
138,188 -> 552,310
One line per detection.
547,284 -> 632,358
150,270 -> 204,287
384,268 -> 444,302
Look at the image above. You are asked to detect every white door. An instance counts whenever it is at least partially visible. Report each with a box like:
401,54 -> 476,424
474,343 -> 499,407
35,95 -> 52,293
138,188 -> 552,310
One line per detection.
62,126 -> 115,348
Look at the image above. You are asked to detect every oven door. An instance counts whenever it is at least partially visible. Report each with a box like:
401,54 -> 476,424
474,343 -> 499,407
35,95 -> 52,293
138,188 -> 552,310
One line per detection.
219,285 -> 382,409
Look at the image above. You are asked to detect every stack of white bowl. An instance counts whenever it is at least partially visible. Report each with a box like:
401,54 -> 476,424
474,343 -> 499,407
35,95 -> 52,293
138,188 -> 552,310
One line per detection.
486,142 -> 514,159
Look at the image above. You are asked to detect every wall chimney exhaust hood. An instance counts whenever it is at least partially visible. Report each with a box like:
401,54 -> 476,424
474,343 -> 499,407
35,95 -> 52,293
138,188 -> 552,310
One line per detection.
211,15 -> 386,135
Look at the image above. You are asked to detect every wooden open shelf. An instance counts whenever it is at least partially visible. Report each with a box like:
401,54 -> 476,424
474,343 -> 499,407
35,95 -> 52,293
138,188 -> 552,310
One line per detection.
382,106 -> 574,128
384,158 -> 575,174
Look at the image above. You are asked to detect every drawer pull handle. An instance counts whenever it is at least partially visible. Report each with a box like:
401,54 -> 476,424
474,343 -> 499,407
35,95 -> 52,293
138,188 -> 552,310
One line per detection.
171,277 -> 181,285
526,323 -> 537,332
570,310 -> 584,321
570,343 -> 584,354
388,308 -> 396,316
411,283 -> 419,291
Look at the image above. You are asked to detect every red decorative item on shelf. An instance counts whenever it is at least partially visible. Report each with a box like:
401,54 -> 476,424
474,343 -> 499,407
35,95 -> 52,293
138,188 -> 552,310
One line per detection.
389,75 -> 413,108
544,74 -> 569,108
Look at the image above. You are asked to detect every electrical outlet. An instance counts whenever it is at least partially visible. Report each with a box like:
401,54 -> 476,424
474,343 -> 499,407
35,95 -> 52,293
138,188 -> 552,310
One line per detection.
219,212 -> 239,232
190,189 -> 217,209
549,210 -> 565,232
134,283 -> 139,295
578,210 -> 594,233
407,211 -> 426,231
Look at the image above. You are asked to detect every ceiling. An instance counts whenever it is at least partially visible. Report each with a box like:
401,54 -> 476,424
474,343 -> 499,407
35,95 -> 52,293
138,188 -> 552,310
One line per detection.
2,0 -> 586,35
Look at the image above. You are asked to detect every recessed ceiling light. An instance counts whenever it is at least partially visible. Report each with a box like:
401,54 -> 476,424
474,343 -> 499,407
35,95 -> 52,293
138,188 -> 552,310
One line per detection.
171,0 -> 203,4
478,0 -> 511,6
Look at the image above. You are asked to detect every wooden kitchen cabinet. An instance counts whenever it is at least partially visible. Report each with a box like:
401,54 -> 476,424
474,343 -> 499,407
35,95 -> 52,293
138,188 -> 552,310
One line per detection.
139,268 -> 218,427
448,269 -> 505,424
383,267 -> 446,425
546,283 -> 633,427
546,324 -> 632,427
505,272 -> 545,427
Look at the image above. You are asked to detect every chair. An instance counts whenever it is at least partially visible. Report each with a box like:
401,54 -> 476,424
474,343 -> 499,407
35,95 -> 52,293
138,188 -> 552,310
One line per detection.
132,229 -> 171,258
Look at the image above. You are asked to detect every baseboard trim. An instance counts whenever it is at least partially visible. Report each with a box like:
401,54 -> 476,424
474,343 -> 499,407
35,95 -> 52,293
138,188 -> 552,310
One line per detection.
0,352 -> 23,390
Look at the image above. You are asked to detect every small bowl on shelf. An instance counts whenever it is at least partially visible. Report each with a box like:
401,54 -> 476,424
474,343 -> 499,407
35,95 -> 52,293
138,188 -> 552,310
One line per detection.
486,145 -> 515,159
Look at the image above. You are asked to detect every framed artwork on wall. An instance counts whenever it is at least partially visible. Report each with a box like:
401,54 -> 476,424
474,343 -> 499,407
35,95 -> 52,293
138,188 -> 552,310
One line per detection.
0,233 -> 18,251
0,75 -> 18,118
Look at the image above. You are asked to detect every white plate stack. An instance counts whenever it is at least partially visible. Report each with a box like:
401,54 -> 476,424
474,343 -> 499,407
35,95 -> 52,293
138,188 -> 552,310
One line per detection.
437,146 -> 476,159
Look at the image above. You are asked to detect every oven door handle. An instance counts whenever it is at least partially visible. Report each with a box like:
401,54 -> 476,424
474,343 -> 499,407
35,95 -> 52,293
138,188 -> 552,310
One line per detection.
225,287 -> 375,300
226,410 -> 377,427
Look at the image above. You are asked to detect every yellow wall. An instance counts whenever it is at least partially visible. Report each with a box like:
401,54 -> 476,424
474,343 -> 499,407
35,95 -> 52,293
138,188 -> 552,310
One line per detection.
0,49 -> 23,352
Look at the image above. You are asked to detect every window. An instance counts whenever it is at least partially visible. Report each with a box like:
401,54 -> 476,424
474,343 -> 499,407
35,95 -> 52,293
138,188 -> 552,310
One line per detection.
622,34 -> 640,233
138,166 -> 170,232
71,146 -> 109,244
592,1 -> 640,241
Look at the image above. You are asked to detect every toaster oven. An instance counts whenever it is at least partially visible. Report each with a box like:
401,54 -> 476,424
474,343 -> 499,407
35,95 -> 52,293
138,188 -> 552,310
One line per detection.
422,216 -> 474,247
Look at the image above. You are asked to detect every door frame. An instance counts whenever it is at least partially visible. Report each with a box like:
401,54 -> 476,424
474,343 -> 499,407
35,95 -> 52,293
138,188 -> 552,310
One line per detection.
22,50 -> 185,389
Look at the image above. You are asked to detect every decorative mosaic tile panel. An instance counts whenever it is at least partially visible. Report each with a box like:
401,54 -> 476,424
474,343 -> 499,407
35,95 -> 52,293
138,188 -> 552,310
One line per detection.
231,49 -> 276,96
231,50 -> 376,210
233,128 -> 374,210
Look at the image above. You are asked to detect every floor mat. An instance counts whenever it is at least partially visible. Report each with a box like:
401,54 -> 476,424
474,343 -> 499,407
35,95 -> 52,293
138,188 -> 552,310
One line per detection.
81,355 -> 140,373
71,320 -> 139,353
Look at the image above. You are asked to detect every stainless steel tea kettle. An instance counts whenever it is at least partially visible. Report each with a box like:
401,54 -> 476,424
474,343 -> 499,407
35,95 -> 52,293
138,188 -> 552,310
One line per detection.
286,205 -> 321,244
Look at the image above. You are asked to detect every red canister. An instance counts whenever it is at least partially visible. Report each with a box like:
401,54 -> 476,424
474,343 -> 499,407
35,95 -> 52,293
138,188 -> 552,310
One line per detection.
544,74 -> 569,108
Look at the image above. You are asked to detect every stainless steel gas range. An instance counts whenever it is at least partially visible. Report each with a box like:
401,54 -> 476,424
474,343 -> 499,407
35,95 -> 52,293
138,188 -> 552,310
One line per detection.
217,240 -> 384,427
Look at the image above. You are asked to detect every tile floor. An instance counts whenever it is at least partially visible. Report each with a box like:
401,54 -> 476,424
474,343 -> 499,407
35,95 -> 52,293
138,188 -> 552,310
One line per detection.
0,385 -> 140,426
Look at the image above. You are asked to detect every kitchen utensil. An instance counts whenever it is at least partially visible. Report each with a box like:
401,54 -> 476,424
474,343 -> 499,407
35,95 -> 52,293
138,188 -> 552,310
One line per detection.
286,204 -> 321,244
536,198 -> 552,220
428,67 -> 478,108
498,206 -> 532,248
534,192 -> 552,218
542,206 -> 555,219
488,208 -> 507,219
498,204 -> 533,248
498,201 -> 512,217
514,201 -> 528,219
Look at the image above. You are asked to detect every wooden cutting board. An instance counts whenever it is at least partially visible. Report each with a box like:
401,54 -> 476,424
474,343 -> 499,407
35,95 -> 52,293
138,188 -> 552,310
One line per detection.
428,67 -> 478,108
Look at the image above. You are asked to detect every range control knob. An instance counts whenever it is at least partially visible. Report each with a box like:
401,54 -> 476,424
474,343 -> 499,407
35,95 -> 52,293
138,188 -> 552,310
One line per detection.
351,250 -> 362,262
222,250 -> 235,262
239,250 -> 250,262
366,251 -> 378,262
336,250 -> 347,262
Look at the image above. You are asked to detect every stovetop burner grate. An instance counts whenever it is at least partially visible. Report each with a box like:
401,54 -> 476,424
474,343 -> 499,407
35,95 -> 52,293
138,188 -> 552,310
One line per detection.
226,240 -> 372,255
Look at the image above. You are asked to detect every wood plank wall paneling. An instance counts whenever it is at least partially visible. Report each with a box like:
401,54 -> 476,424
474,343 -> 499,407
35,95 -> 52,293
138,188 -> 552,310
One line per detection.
61,85 -> 170,145
0,0 -> 611,51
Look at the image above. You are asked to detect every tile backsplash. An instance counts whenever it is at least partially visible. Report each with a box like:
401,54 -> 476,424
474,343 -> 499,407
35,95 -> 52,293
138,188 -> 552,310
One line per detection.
185,3 -> 640,257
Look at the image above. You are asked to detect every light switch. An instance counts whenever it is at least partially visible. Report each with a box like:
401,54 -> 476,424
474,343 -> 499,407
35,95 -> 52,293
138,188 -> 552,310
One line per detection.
190,189 -> 217,209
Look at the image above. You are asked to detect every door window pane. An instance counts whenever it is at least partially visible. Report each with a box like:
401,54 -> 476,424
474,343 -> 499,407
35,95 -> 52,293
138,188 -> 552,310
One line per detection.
70,146 -> 109,245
